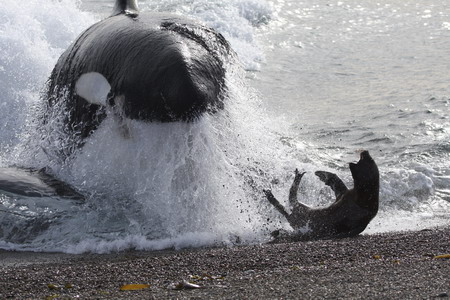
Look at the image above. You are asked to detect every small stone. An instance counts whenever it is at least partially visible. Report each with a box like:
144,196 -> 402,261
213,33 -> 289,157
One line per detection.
173,281 -> 201,290
47,284 -> 59,290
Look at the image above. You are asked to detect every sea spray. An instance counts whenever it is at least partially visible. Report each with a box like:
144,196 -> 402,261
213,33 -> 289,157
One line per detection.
0,0 -> 96,162
1,48 -> 299,252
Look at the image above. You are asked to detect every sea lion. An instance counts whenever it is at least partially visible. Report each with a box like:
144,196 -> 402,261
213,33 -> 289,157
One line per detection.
264,150 -> 379,241
42,0 -> 233,153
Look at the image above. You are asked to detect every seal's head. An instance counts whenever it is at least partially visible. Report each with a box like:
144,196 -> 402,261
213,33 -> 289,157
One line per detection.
349,150 -> 379,192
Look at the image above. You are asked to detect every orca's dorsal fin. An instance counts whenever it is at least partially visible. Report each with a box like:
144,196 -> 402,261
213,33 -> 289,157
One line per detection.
112,0 -> 139,17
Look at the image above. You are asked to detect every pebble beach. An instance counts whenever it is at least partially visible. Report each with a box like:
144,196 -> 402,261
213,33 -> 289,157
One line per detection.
1,227 -> 449,299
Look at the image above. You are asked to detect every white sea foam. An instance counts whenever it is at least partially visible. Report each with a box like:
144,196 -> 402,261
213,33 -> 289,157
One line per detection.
0,0 -> 96,154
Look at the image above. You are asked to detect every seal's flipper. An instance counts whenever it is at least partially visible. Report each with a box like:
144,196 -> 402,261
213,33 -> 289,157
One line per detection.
264,189 -> 290,220
315,171 -> 348,199
288,169 -> 306,208
112,0 -> 139,17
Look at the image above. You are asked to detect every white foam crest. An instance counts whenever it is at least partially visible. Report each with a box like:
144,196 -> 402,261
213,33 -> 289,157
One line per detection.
0,230 -> 267,254
360,160 -> 450,233
365,204 -> 450,235
65,234 -> 211,254
64,232 -> 235,254
379,161 -> 450,211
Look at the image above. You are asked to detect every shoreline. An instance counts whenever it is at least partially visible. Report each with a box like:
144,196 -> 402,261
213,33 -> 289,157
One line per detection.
1,227 -> 449,299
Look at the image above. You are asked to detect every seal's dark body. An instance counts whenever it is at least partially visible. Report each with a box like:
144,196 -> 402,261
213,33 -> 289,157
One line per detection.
265,151 -> 380,241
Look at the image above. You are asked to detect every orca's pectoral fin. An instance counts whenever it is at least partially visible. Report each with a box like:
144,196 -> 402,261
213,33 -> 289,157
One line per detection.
264,189 -> 290,220
37,168 -> 85,201
315,171 -> 348,199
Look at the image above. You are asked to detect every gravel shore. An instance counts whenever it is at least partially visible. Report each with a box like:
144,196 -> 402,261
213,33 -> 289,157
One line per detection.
1,228 -> 449,299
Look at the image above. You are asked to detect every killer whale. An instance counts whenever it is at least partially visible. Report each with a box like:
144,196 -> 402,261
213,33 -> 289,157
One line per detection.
43,0 -> 233,150
264,151 -> 380,241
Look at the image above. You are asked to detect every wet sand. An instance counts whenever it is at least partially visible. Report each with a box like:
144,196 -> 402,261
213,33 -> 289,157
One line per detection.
1,228 -> 449,299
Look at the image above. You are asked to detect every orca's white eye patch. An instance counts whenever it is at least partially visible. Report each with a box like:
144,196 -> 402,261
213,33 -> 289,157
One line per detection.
75,72 -> 111,106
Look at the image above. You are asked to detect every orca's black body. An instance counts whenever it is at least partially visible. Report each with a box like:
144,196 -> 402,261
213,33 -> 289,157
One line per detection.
44,0 -> 232,141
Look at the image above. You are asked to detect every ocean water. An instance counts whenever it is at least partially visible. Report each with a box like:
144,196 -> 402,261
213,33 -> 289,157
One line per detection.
0,0 -> 449,253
